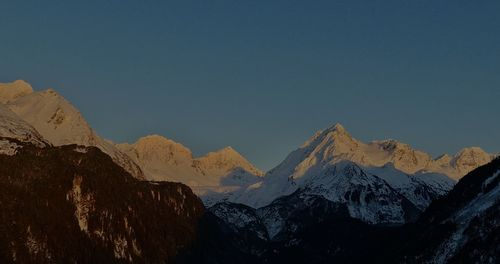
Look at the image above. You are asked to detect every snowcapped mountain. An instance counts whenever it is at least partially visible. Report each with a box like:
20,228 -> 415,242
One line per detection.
221,123 -> 490,226
117,135 -> 263,203
430,147 -> 494,179
0,80 -> 46,153
117,135 -> 196,182
271,123 -> 492,180
0,80 -> 144,179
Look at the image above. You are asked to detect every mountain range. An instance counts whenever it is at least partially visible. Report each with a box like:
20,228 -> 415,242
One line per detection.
0,80 -> 498,263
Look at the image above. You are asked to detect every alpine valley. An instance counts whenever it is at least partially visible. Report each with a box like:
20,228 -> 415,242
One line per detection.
0,80 -> 498,264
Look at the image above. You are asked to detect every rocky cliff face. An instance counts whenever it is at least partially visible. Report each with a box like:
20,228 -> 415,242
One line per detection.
0,138 -> 205,263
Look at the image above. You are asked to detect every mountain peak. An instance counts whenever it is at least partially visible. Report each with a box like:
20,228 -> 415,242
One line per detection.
455,146 -> 487,155
134,135 -> 193,159
216,146 -> 237,154
12,80 -> 32,88
198,147 -> 263,176
326,123 -> 347,134
327,123 -> 354,140
453,147 -> 490,164
325,123 -> 358,147
5,86 -> 145,179
0,80 -> 34,103
138,134 -> 172,143
301,123 -> 352,149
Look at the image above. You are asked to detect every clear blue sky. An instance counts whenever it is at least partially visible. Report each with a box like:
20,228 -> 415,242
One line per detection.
1,1 -> 499,170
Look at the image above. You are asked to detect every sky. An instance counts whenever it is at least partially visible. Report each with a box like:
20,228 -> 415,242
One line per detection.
0,1 -> 499,170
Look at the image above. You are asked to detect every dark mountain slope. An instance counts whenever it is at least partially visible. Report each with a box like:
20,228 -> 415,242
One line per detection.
395,157 -> 500,263
0,138 -> 205,263
178,191 -> 401,264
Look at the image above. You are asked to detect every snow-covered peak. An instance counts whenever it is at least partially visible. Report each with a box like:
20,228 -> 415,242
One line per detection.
278,123 -> 493,180
0,80 -> 34,104
451,147 -> 491,174
300,123 -> 350,147
197,146 -> 263,176
372,140 -> 433,174
132,135 -> 193,165
4,84 -> 144,179
229,123 -> 493,210
323,123 -> 348,134
7,88 -> 97,146
453,147 -> 489,159
218,146 -> 237,153
317,123 -> 356,146
117,135 -> 262,194
271,124 -> 434,182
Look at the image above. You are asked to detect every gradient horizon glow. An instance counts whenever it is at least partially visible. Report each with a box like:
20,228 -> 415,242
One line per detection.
1,1 -> 499,170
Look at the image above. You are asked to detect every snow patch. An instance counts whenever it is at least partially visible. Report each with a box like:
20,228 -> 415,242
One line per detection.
73,146 -> 89,153
68,175 -> 94,233
0,140 -> 21,156
432,169 -> 500,262
25,226 -> 51,259
113,235 -> 129,260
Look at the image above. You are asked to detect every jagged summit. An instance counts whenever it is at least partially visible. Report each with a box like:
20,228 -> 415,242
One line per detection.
0,80 -> 34,103
301,123 -> 351,147
229,123 -> 491,210
0,81 -> 144,179
326,123 -> 347,133
218,146 -> 236,153
205,146 -> 242,158
299,123 -> 493,179
202,146 -> 243,162
318,123 -> 353,141
7,88 -> 96,146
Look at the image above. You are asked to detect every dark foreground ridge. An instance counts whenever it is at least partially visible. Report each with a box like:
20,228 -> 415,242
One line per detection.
0,138 -> 205,263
